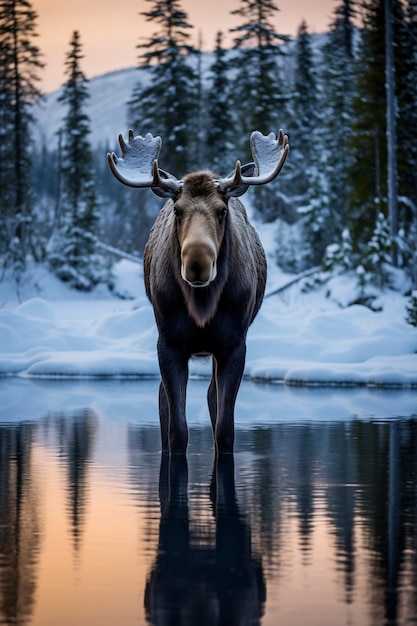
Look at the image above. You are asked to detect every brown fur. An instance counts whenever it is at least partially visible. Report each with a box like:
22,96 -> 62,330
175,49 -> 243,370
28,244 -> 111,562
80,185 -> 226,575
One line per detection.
144,171 -> 266,453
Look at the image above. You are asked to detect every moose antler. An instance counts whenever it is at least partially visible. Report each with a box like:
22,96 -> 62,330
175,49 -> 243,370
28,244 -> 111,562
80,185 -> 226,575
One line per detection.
217,129 -> 289,194
108,128 -> 288,198
107,130 -> 181,195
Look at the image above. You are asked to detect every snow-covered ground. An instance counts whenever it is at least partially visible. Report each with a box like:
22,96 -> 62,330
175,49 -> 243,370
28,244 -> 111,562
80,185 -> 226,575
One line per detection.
1,242 -> 416,387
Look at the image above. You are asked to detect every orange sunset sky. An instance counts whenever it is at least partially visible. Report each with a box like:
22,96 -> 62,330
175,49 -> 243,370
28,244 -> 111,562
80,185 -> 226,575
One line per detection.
33,0 -> 336,94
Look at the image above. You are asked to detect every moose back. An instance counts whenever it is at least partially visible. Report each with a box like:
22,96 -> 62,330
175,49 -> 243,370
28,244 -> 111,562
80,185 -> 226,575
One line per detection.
108,129 -> 289,453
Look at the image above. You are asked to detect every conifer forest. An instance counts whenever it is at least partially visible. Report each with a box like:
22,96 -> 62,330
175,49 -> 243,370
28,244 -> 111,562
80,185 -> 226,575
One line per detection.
1,0 -> 417,305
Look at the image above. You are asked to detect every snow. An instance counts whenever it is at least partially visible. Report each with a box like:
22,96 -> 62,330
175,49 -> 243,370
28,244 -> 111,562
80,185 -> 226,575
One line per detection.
32,60 -> 214,152
1,252 -> 416,387
33,67 -> 140,150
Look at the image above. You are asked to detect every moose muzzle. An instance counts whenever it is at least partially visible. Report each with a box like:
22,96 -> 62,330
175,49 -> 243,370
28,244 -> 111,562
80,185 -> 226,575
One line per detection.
181,240 -> 217,288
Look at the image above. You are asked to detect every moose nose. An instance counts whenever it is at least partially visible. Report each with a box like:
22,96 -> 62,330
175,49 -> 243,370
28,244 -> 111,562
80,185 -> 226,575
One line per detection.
181,242 -> 217,287
186,260 -> 214,286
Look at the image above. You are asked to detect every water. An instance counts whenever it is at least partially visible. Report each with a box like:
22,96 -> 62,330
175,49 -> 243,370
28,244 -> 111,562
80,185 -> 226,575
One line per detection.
0,378 -> 416,626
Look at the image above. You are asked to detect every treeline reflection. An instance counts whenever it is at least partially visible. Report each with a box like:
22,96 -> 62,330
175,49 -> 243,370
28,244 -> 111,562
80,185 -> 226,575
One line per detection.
0,412 -> 416,625
0,423 -> 40,626
128,420 -> 417,625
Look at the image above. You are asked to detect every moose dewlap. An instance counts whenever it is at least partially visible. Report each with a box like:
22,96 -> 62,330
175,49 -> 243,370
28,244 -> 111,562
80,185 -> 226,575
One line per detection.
107,129 -> 289,454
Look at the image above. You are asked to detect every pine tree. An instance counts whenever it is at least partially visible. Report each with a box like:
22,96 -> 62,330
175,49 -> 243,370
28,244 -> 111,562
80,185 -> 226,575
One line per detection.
396,0 -> 417,272
321,0 -> 357,234
229,0 -> 289,218
128,0 -> 199,176
290,20 -> 330,268
321,228 -> 354,274
230,0 -> 289,146
299,166 -> 333,268
0,0 -> 43,284
291,20 -> 319,163
205,31 -> 234,174
361,211 -> 392,288
347,0 -> 407,252
405,289 -> 417,326
49,31 -> 103,291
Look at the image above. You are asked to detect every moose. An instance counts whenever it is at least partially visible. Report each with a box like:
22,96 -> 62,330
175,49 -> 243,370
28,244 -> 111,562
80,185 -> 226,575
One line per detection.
107,129 -> 289,454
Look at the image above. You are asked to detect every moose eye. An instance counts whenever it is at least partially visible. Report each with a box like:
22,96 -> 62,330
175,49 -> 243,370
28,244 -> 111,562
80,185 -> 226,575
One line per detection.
218,208 -> 227,223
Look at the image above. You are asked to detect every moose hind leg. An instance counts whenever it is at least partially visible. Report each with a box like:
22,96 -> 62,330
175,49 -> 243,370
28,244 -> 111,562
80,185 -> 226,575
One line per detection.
158,381 -> 169,452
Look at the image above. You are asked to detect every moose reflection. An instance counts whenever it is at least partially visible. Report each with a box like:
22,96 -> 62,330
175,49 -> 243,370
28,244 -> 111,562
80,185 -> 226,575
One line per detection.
144,454 -> 265,626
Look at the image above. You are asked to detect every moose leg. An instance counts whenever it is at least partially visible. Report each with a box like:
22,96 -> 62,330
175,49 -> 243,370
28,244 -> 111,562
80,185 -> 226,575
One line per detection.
158,381 -> 169,451
214,341 -> 246,454
157,339 -> 189,453
207,357 -> 218,434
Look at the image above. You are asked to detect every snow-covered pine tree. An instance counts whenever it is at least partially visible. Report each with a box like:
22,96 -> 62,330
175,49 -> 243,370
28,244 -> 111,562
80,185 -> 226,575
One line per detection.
299,167 -> 333,268
302,227 -> 355,292
49,31 -> 103,291
229,0 -> 290,218
321,228 -> 354,274
291,20 -> 320,165
128,0 -> 199,176
205,31 -> 234,174
361,211 -> 392,289
290,20 -> 330,268
0,0 -> 43,286
405,289 -> 417,326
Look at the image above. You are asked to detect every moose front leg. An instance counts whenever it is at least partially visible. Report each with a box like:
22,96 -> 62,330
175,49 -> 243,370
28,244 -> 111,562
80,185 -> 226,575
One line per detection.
157,339 -> 189,453
207,357 -> 218,434
214,341 -> 246,454
158,381 -> 169,451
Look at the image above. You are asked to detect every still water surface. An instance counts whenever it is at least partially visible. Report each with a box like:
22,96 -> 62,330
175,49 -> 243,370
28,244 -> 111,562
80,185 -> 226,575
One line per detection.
0,378 -> 416,626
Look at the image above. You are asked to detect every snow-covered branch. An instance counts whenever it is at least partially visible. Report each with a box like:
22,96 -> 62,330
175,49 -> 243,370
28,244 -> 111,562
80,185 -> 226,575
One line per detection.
265,266 -> 321,298
95,241 -> 142,265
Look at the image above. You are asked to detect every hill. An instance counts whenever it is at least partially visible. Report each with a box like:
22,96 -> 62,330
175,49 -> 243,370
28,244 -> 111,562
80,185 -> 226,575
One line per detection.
33,66 -> 140,151
33,50 -> 218,151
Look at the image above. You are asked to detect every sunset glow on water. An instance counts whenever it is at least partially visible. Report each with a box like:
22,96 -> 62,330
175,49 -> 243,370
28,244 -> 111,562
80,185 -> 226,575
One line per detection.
0,379 -> 416,625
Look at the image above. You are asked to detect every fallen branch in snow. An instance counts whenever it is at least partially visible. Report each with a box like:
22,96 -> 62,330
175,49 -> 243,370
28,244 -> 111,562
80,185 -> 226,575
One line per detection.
95,241 -> 142,265
265,266 -> 321,298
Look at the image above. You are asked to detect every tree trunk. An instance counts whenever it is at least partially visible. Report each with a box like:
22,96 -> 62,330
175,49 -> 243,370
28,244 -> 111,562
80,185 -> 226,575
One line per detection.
385,0 -> 398,266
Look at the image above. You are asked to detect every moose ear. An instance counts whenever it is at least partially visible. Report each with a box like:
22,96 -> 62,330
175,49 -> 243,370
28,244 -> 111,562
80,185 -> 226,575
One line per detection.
222,163 -> 256,198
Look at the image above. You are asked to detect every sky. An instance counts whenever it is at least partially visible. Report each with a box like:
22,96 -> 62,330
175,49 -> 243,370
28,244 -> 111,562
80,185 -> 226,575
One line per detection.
33,0 -> 336,94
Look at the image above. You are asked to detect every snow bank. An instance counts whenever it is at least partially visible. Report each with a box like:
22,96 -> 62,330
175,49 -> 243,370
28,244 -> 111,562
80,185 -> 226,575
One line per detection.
1,260 -> 416,387
1,377 -> 416,427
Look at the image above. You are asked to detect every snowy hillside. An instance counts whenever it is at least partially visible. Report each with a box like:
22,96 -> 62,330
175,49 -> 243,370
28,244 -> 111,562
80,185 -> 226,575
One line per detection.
33,67 -> 139,150
33,51 -> 216,151
1,248 -> 416,386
